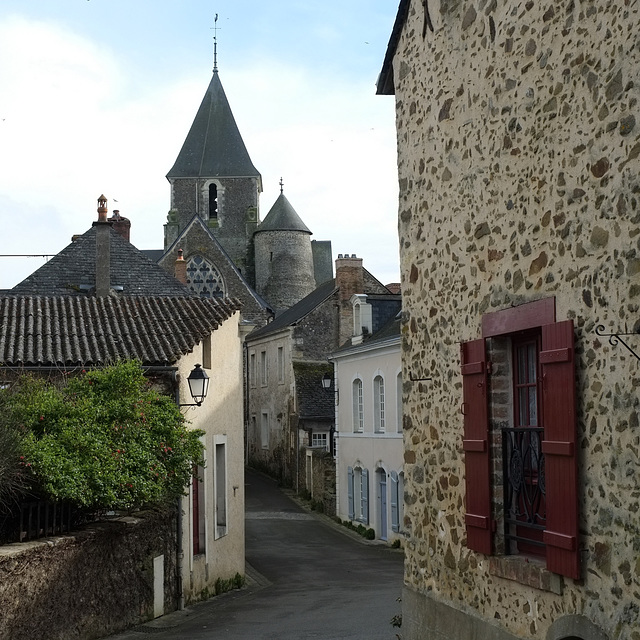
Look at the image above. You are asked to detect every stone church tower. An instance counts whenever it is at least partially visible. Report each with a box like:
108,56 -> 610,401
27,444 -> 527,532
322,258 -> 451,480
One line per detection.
165,68 -> 262,285
254,185 -> 317,311
162,60 -> 332,314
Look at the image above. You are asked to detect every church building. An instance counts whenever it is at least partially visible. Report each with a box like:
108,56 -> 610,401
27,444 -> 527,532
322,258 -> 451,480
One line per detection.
155,60 -> 333,324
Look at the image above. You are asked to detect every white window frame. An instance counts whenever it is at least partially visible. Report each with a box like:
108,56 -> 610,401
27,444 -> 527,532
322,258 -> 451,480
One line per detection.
374,375 -> 386,433
214,435 -> 227,539
249,352 -> 256,388
261,412 -> 269,449
260,350 -> 267,386
396,371 -> 403,433
311,432 -> 329,451
277,346 -> 284,384
352,378 -> 364,433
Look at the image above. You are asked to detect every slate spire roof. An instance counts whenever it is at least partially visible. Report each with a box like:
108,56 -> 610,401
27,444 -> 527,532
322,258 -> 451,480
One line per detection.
255,192 -> 311,234
166,71 -> 260,180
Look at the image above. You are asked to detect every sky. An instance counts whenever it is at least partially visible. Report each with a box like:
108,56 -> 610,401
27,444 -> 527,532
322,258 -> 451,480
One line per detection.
0,0 -> 400,291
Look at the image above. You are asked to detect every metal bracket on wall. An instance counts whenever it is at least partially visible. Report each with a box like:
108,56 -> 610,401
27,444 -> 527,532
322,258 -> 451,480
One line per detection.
595,325 -> 640,362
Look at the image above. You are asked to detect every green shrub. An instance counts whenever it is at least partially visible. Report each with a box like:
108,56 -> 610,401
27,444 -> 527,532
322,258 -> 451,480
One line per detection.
364,528 -> 375,540
0,420 -> 28,510
1,361 -> 204,511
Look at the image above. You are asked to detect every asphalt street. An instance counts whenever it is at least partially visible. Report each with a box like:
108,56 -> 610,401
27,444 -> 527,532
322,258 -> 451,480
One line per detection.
108,468 -> 404,640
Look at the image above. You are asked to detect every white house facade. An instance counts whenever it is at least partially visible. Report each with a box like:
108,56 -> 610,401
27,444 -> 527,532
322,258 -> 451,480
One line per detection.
331,313 -> 404,543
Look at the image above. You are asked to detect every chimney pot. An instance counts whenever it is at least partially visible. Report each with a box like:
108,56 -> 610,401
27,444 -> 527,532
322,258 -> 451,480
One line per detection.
174,249 -> 188,286
97,194 -> 108,222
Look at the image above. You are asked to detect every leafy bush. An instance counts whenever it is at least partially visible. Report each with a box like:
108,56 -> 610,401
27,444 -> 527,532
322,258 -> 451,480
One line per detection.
0,361 -> 204,511
0,420 -> 28,510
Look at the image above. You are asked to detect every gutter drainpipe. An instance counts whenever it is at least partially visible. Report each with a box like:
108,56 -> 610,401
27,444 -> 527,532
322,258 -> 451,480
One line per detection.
173,369 -> 185,611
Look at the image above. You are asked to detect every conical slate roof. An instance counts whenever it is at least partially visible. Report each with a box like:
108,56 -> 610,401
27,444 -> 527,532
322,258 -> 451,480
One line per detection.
255,193 -> 311,234
167,71 -> 260,179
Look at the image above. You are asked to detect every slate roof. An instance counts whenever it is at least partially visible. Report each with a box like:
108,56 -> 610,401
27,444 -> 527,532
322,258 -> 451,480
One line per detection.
255,193 -> 311,234
376,0 -> 411,96
166,71 -> 261,180
331,312 -> 401,358
248,279 -> 338,340
0,295 -> 241,367
11,226 -> 192,298
294,362 -> 335,421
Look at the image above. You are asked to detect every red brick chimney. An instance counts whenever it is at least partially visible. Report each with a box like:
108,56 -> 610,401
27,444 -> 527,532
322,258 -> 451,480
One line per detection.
108,209 -> 131,242
335,254 -> 364,345
174,249 -> 187,285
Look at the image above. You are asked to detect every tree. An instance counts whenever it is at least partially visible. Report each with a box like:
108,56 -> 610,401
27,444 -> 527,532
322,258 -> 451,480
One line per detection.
0,361 -> 204,511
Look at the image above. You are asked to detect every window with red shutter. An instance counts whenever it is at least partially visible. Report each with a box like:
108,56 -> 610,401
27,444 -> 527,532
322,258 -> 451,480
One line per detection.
461,300 -> 580,580
540,320 -> 579,580
461,338 -> 492,555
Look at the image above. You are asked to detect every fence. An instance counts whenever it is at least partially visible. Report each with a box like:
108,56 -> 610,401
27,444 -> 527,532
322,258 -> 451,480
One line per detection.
0,500 -> 89,544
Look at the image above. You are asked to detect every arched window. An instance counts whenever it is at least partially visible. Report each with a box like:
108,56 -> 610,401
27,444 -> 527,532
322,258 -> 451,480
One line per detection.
208,183 -> 218,219
352,378 -> 363,432
374,375 -> 385,433
396,372 -> 402,433
186,255 -> 225,298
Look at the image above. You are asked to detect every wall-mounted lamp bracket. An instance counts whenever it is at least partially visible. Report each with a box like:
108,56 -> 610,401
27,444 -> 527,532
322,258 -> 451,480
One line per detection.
595,325 -> 640,362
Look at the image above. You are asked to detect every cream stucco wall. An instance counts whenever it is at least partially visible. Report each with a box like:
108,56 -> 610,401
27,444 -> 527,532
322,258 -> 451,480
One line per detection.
333,339 -> 403,542
176,310 -> 245,603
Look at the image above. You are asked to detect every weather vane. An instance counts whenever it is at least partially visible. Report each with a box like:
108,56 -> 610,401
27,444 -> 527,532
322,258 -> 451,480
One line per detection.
279,177 -> 284,194
211,13 -> 220,72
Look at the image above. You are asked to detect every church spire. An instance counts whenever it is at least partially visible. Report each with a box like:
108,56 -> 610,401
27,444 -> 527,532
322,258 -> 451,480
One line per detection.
212,13 -> 219,73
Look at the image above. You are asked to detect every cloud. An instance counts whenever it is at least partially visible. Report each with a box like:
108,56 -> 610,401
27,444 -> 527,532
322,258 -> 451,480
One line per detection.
0,17 -> 399,290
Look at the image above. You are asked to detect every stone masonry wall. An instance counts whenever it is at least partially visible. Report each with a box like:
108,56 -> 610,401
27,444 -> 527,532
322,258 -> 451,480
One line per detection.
0,510 -> 177,640
393,1 -> 640,639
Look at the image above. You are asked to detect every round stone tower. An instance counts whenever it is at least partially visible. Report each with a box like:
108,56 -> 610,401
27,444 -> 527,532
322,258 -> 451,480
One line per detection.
253,188 -> 316,311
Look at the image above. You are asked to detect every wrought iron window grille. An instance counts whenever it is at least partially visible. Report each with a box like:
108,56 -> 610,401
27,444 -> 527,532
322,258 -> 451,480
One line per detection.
502,426 -> 546,551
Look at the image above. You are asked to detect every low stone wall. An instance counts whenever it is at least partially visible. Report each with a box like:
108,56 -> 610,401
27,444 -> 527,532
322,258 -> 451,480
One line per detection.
0,509 -> 177,640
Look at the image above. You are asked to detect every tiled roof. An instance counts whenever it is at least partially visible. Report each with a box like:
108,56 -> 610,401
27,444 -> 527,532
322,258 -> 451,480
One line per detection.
12,226 -> 192,298
0,295 -> 241,367
166,71 -> 260,180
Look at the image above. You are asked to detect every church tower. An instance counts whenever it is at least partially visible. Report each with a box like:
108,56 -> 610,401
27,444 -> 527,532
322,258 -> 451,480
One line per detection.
253,184 -> 317,311
165,68 -> 262,284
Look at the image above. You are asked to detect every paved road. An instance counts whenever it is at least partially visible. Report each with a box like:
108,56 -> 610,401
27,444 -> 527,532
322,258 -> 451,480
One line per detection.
109,468 -> 404,639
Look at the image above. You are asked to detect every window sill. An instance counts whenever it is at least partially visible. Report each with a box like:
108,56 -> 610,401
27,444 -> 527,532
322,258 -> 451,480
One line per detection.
488,555 -> 563,595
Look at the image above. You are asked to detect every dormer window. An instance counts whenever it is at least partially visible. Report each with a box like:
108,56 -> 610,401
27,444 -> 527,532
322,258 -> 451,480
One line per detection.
351,294 -> 372,342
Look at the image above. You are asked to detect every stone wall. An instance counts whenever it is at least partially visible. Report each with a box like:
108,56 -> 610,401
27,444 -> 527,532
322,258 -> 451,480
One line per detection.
0,510 -> 177,640
391,1 -> 640,639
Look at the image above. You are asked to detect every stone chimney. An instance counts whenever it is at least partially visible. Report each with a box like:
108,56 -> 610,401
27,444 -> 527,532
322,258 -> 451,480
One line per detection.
174,249 -> 187,285
108,209 -> 131,242
335,253 -> 364,346
93,194 -> 112,297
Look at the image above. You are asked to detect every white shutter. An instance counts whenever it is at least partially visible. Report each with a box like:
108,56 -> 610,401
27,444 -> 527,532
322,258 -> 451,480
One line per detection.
362,468 -> 369,524
391,471 -> 399,532
347,466 -> 354,520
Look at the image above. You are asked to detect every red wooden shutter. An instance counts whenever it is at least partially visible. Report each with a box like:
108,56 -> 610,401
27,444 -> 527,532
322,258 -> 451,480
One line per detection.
461,338 -> 492,555
192,472 -> 200,555
540,320 -> 580,579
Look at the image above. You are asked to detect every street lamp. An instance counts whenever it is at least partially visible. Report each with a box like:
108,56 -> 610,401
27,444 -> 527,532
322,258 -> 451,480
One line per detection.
180,364 -> 209,407
321,372 -> 332,390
